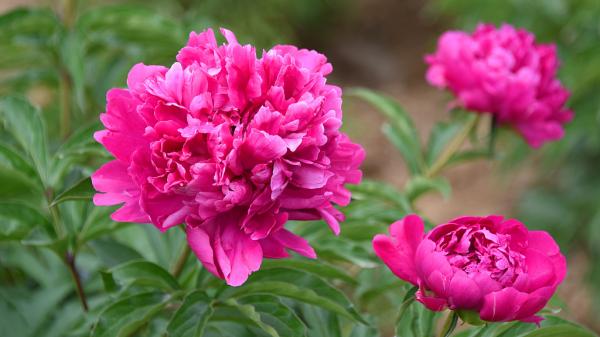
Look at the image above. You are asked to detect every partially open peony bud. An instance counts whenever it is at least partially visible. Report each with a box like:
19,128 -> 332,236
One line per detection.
426,24 -> 572,148
92,28 -> 364,286
373,215 -> 566,323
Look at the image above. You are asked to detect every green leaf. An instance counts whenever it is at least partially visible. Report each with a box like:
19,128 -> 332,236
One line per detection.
0,96 -> 48,181
348,88 -> 424,175
395,286 -> 439,337
0,142 -> 36,177
57,120 -> 102,154
221,268 -> 367,324
217,300 -> 281,337
239,295 -> 307,337
105,260 -> 181,291
0,161 -> 42,200
0,202 -> 49,241
60,31 -> 86,110
457,310 -> 485,326
261,259 -> 357,285
20,228 -> 68,255
0,8 -> 60,69
349,179 -> 413,213
520,324 -> 598,337
50,177 -> 94,206
404,176 -> 451,202
447,149 -> 489,167
89,238 -> 144,267
76,4 -> 185,62
92,292 -> 171,337
315,238 -> 378,268
77,206 -> 123,246
427,120 -> 463,166
440,311 -> 459,337
296,303 -> 341,337
167,291 -> 214,337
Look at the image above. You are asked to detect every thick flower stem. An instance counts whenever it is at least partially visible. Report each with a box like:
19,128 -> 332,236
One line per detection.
65,252 -> 89,312
172,244 -> 191,279
425,114 -> 480,178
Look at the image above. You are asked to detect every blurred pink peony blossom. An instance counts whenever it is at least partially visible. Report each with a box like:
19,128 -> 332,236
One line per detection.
92,28 -> 364,286
426,24 -> 572,148
373,215 -> 566,323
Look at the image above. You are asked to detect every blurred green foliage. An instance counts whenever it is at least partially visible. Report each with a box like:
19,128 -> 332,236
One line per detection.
429,0 -> 600,319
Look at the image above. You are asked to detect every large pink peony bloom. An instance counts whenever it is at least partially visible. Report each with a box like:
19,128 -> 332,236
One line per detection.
426,24 -> 572,148
92,28 -> 364,286
373,215 -> 566,323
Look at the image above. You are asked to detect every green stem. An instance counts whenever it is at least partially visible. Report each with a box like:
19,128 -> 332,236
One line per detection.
172,244 -> 191,279
425,115 -> 480,178
65,252 -> 89,312
45,188 -> 67,238
46,189 -> 88,312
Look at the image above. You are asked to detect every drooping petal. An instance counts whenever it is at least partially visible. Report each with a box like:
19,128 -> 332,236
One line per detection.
372,214 -> 424,285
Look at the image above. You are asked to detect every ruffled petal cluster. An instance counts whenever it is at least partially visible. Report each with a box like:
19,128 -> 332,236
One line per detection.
426,24 -> 572,147
92,28 -> 364,286
373,215 -> 566,323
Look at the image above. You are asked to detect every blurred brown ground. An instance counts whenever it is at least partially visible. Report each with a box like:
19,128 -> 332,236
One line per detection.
1,0 -> 596,331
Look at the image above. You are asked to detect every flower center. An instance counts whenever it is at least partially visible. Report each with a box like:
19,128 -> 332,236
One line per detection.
435,225 -> 526,287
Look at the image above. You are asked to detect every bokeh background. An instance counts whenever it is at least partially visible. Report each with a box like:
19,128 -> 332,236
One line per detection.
1,0 -> 599,334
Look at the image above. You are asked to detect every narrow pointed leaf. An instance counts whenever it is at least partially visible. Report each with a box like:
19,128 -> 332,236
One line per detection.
348,88 -> 423,175
50,177 -> 94,206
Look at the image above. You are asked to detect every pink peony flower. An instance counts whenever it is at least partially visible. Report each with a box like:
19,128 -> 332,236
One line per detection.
373,215 -> 566,323
92,28 -> 364,286
426,24 -> 573,148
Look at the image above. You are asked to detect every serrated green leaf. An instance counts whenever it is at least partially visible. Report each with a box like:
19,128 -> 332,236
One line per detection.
221,267 -> 367,325
0,96 -> 48,181
348,88 -> 424,175
0,202 -> 49,241
50,176 -> 93,206
106,260 -> 180,291
404,176 -> 451,202
92,292 -> 171,337
167,291 -> 214,337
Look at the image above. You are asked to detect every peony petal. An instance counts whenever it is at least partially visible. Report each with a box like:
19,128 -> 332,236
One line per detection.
480,287 -> 529,322
447,270 -> 482,310
372,215 -> 424,285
